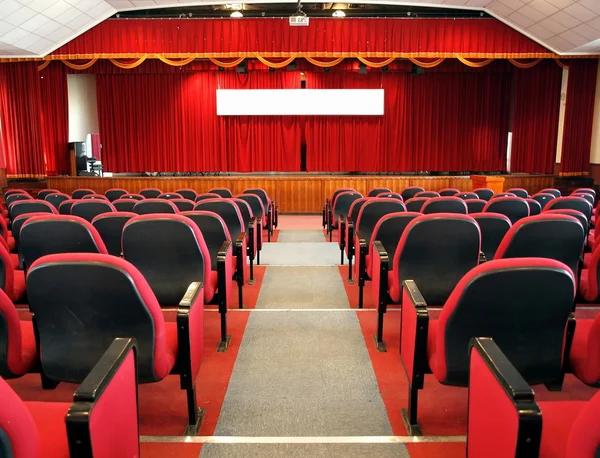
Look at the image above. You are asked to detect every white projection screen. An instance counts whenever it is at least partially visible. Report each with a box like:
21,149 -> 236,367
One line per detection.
216,89 -> 384,116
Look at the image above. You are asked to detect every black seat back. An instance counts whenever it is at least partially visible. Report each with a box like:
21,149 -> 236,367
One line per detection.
45,193 -> 70,210
483,197 -> 530,224
139,189 -> 162,199
58,200 -> 76,215
465,199 -> 486,214
244,188 -> 270,211
371,212 -> 420,262
92,212 -> 137,257
5,194 -> 32,207
113,199 -> 137,212
10,201 -> 56,220
491,193 -> 517,199
355,199 -> 406,244
38,189 -> 60,200
401,187 -> 424,202
175,189 -> 198,201
545,197 -> 593,221
181,211 -> 230,269
368,188 -> 391,197
456,192 -> 479,200
237,194 -> 265,221
405,197 -> 429,213
333,192 -> 363,223
540,188 -> 561,198
376,192 -> 403,201
532,193 -> 555,209
71,201 -> 116,222
194,199 -> 244,241
422,197 -> 468,215
132,199 -> 178,215
506,188 -> 529,199
471,213 -> 512,260
347,197 -> 370,224
196,193 -> 222,203
473,188 -> 494,201
120,194 -> 145,201
171,199 -> 195,212
158,193 -> 183,200
439,188 -> 460,197
72,189 -> 95,200
232,198 -> 253,225
208,188 -> 233,198
105,189 -> 128,202
526,199 -> 542,216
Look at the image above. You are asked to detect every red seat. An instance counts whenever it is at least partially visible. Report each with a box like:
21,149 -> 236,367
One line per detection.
71,188 -> 96,199
139,188 -> 162,199
0,288 -> 36,378
438,188 -> 461,197
9,200 -> 57,221
132,198 -> 179,215
473,188 -> 494,201
401,186 -> 425,201
37,189 -> 61,200
44,192 -> 71,211
208,188 -> 233,198
158,192 -> 184,200
483,197 -> 529,224
0,241 -> 26,302
368,187 -> 391,197
176,189 -> 198,201
545,196 -> 593,222
569,316 -> 600,385
506,187 -> 529,199
421,196 -> 468,214
82,193 -> 109,201
71,200 -> 116,222
105,188 -> 129,201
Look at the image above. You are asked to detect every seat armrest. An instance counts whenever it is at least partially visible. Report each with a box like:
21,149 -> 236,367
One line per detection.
217,241 -> 233,312
176,281 -> 205,388
338,215 -> 346,249
400,280 -> 429,387
235,232 -> 246,285
356,230 -> 368,282
256,220 -> 263,250
67,338 -> 140,458
346,219 -> 355,258
467,337 -> 542,458
372,241 -> 389,314
247,217 -> 256,258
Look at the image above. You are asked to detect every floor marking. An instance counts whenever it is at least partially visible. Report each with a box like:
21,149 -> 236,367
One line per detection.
140,435 -> 466,444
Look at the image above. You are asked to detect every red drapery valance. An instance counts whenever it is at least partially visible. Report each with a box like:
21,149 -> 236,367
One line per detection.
53,18 -> 549,59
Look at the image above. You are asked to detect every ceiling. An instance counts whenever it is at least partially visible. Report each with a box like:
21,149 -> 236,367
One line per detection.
0,0 -> 599,58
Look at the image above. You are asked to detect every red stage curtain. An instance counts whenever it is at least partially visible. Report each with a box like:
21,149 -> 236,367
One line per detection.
97,72 -> 226,172
40,61 -> 69,175
561,59 -> 598,175
218,72 -> 301,172
511,60 -> 562,174
54,18 -> 548,57
0,62 -> 45,176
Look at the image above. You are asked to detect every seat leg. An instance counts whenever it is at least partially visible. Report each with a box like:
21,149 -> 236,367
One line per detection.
41,371 -> 60,390
183,386 -> 205,436
348,252 -> 354,284
217,309 -> 231,352
329,228 -> 333,242
401,385 -> 422,436
340,248 -> 344,265
372,309 -> 386,352
358,283 -> 364,309
249,256 -> 255,284
257,249 -> 261,265
267,228 -> 271,243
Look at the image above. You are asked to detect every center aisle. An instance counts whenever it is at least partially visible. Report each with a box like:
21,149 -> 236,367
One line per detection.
201,217 -> 408,457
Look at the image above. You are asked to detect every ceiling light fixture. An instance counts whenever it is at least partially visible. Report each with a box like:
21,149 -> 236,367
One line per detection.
332,10 -> 345,18
231,11 -> 243,18
226,3 -> 243,9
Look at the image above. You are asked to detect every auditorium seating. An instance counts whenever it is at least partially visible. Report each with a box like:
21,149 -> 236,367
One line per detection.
0,241 -> 25,302
20,215 -> 108,271
544,209 -> 589,237
37,188 -> 61,200
465,199 -> 486,214
368,187 -> 391,197
457,192 -> 479,200
572,188 -> 596,199
506,188 -> 529,198
0,337 -> 140,456
105,188 -> 129,201
438,188 -> 460,197
573,192 -> 595,206
133,199 -> 178,215
401,258 -> 575,435
526,198 -> 542,216
158,192 -> 184,200
569,312 -> 600,385
176,189 -> 199,201
405,197 -> 429,212
244,188 -> 277,235
140,188 -> 162,199
532,192 -> 555,209
372,213 -> 481,350
237,193 -> 268,256
82,193 -> 109,201
324,188 -> 355,229
71,200 -> 117,222
92,212 -> 137,257
72,188 -> 95,199
540,188 -> 562,198
5,189 -> 30,198
113,198 -> 137,212
483,197 -> 529,224
0,288 -> 35,378
328,191 -> 362,247
232,197 -> 258,282
171,199 -> 195,212
11,214 -> 36,258
354,199 -> 407,307
421,196 -> 468,214
545,196 -> 593,222
344,197 -> 370,282
6,193 -> 33,207
0,217 -> 15,252
468,336 -> 596,458
44,192 -> 71,210
376,192 -> 403,200
9,200 -> 57,221
491,192 -> 517,199
401,187 -> 425,201
27,253 -> 204,434
196,193 -> 222,202
473,188 -> 494,201
209,188 -> 233,198
415,191 -> 440,198
471,213 -> 512,261
120,193 -> 145,200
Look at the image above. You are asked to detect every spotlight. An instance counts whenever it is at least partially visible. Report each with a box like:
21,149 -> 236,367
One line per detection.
236,62 -> 247,73
358,62 -> 368,74
231,11 -> 243,18
332,10 -> 345,18
287,61 -> 297,71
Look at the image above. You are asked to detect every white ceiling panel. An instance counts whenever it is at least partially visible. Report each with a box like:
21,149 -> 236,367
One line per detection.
0,0 -> 599,58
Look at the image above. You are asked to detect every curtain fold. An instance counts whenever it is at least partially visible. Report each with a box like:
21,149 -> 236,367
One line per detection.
0,62 -> 45,176
561,59 -> 598,176
511,60 -> 562,174
40,61 -> 69,175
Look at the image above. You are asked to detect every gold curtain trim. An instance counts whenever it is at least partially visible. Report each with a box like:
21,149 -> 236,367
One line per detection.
157,55 -> 196,66
255,55 -> 297,68
37,60 -> 51,71
208,57 -> 246,68
455,56 -> 494,67
62,58 -> 98,70
304,56 -> 345,67
408,57 -> 445,68
108,56 -> 148,69
356,56 -> 396,68
7,174 -> 45,179
508,58 -> 542,69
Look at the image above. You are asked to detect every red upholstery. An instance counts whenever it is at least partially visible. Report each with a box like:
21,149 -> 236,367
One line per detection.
27,401 -> 71,458
7,236 -> 15,252
388,270 -> 401,303
0,241 -> 25,302
237,193 -> 267,226
132,198 -> 179,214
580,244 -> 600,302
0,377 -> 41,457
565,390 -> 600,457
0,288 -> 36,377
10,200 -> 58,216
538,401 -> 585,458
569,316 -> 600,385
28,253 -> 179,379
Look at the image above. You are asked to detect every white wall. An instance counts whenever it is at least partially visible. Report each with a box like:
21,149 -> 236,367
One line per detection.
555,67 -> 569,164
67,74 -> 99,145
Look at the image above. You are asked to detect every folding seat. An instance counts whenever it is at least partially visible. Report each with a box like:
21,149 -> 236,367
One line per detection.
531,192 -> 555,209
328,191 -> 362,246
120,193 -> 145,200
573,192 -> 595,206
44,192 -> 70,211
9,200 -> 57,221
193,200 -> 247,304
71,188 -> 95,199
132,199 -> 179,215
37,188 -> 61,200
494,214 -> 585,279
471,213 -> 512,261
171,199 -> 195,212
438,188 -> 460,197
540,188 -> 562,198
473,188 -> 494,201
140,188 -> 162,199
569,312 -> 600,385
544,209 -> 589,250
0,241 -> 26,302
0,236 -> 18,269
237,194 -> 266,263
244,188 -> 277,235
71,200 -> 116,222
402,258 -> 575,435
490,192 -> 517,199
401,186 -> 425,202
104,188 -> 128,201
81,194 -> 108,201
208,187 -> 233,198
58,199 -> 76,215
414,191 -> 441,199
232,198 -> 258,281
4,189 -> 30,198
572,187 -> 596,199
325,188 -> 355,229
344,197 -> 370,282
468,336 -> 599,458
422,196 -> 468,215
526,198 -> 542,216
354,199 -> 407,307
545,196 -> 593,222
483,197 -> 529,224
456,192 -> 479,200
376,192 -> 403,200
20,215 -> 108,271
372,214 -> 481,351
405,197 -> 429,212
368,187 -> 391,197
176,189 -> 198,201
0,337 -> 141,454
506,187 -> 529,198
465,199 -> 486,214
0,216 -> 15,252
0,288 -> 36,378
92,212 -> 137,257
113,198 -> 137,212
196,192 -> 222,203
11,214 -> 36,257
6,193 -> 33,208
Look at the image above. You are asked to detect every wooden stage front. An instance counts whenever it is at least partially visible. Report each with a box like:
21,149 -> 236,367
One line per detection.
47,175 -> 554,213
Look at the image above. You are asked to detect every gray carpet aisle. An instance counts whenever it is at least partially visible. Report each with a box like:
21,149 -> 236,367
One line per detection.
260,230 -> 348,265
201,232 -> 408,458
